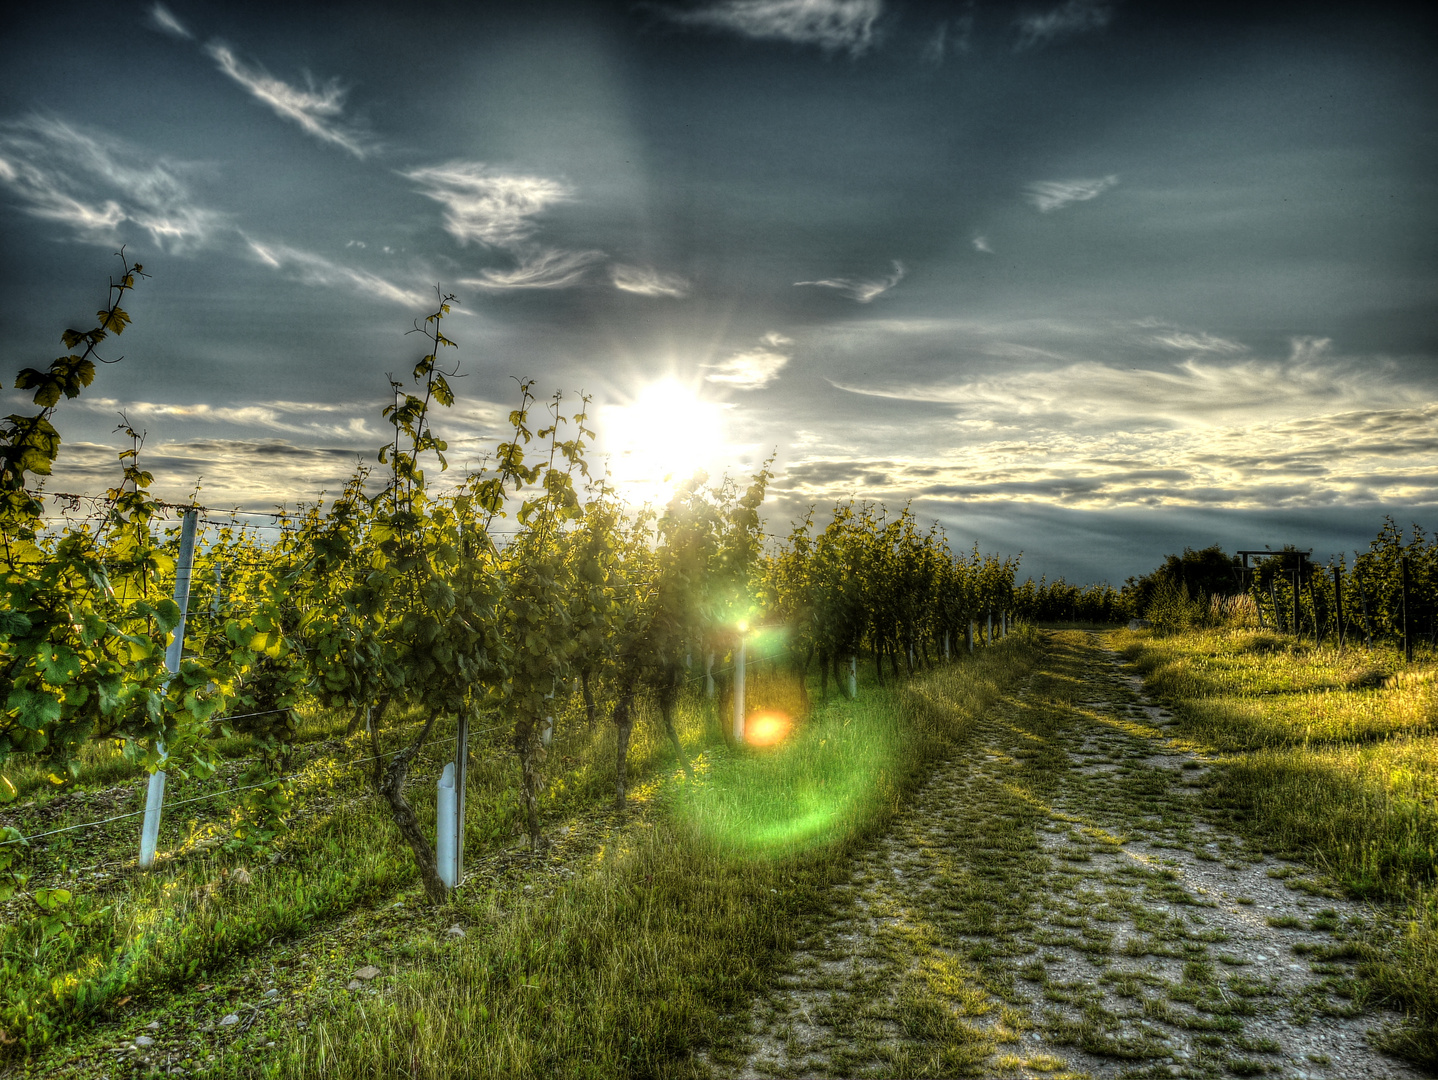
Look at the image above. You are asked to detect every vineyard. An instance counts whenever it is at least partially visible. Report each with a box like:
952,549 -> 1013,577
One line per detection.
0,261 -> 1035,1065
5,260 -> 1438,1080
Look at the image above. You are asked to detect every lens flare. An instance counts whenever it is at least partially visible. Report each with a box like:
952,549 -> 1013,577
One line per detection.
745,710 -> 792,747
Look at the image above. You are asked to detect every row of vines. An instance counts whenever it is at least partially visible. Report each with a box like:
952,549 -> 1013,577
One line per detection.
0,258 -> 1023,939
1239,532 -> 1438,652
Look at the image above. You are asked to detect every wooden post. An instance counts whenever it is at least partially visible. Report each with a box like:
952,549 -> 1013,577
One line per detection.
967,620 -> 975,654
140,509 -> 197,870
1402,555 -> 1413,663
1333,565 -> 1344,651
848,654 -> 857,699
1269,577 -> 1282,632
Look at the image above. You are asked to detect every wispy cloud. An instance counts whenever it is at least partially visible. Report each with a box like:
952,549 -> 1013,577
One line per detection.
610,263 -> 691,298
1015,1 -> 1114,51
243,236 -> 430,307
79,397 -> 375,440
206,43 -> 370,158
0,115 -> 222,251
1148,329 -> 1246,354
1025,174 -> 1118,212
148,2 -> 192,39
830,338 -> 1402,429
705,332 -> 792,389
461,247 -> 605,290
657,0 -> 883,56
796,259 -> 904,302
972,235 -> 993,253
921,13 -> 973,65
402,161 -> 572,248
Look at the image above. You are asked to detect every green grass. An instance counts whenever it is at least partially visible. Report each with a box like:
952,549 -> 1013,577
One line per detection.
0,638 -> 1042,1077
1115,625 -> 1438,1069
218,637 -> 1042,1079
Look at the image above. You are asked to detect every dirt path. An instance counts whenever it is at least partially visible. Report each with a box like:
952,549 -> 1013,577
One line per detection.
732,630 -> 1428,1080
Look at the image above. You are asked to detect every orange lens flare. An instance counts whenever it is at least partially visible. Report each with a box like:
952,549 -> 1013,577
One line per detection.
745,710 -> 792,748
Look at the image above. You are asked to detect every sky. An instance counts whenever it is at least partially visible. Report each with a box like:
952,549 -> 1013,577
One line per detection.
1,0 -> 1435,584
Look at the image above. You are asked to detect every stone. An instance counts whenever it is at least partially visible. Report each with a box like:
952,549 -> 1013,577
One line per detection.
353,965 -> 381,980
346,980 -> 363,991
219,1014 -> 239,1027
135,1036 -> 155,1047
264,988 -> 280,998
146,1020 -> 160,1030
446,924 -> 466,939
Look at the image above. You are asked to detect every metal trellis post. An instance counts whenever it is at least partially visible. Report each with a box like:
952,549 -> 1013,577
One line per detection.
140,509 -> 197,870
733,637 -> 746,743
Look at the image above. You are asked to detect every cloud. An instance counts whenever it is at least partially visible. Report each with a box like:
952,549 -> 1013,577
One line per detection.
829,338 -> 1406,431
1025,174 -> 1118,212
921,14 -> 973,65
148,3 -> 192,38
705,331 -> 793,389
610,263 -> 691,298
0,115 -> 222,251
206,43 -> 371,158
402,161 -> 573,248
461,247 -> 605,290
795,259 -> 904,302
776,392 -> 1438,514
1148,329 -> 1246,354
657,0 -> 883,56
1015,1 -> 1113,51
972,235 -> 993,253
243,236 -> 430,307
77,397 -> 376,440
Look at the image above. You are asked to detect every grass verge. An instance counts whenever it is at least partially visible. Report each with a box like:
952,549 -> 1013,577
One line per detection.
1115,625 -> 1438,1068
218,633 -> 1043,1079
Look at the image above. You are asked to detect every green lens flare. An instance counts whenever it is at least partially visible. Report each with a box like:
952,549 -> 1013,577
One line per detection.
680,701 -> 898,856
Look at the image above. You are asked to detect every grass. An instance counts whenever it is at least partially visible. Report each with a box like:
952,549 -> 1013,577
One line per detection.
0,636 -> 1042,1077
1115,624 -> 1438,1068
233,637 -> 1043,1079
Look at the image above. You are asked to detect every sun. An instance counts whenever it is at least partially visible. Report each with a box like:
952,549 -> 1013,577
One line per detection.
602,380 -> 725,503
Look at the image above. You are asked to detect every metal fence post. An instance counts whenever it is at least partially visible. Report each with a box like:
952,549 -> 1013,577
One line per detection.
140,509 -> 197,870
733,636 -> 746,743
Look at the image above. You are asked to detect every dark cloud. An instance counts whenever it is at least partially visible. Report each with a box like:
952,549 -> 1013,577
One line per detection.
1,0 -> 1434,580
